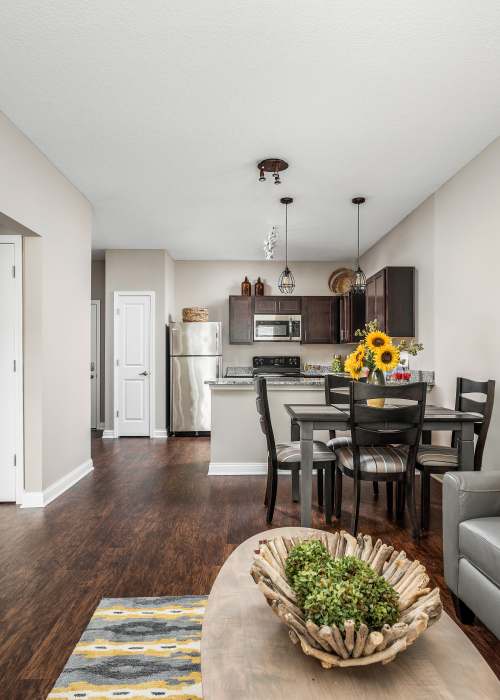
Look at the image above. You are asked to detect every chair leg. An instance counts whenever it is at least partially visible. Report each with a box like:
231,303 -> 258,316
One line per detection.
420,469 -> 431,530
292,470 -> 300,503
421,430 -> 432,445
334,467 -> 342,519
264,457 -> 272,506
373,482 -> 379,498
324,467 -> 333,524
406,473 -> 420,541
386,481 -> 393,513
317,469 -> 324,509
351,475 -> 361,536
396,481 -> 405,519
266,466 -> 278,524
451,593 -> 475,625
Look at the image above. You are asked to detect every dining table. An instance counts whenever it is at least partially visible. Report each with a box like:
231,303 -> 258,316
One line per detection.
284,401 -> 481,527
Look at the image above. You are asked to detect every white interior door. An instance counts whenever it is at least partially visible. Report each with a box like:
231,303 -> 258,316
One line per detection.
115,293 -> 153,436
90,300 -> 100,430
0,242 -> 19,501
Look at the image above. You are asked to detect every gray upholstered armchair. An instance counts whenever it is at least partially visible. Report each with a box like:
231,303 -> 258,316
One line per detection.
443,471 -> 500,638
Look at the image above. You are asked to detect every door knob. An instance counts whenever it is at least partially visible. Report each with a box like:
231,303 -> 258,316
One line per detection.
139,371 -> 149,376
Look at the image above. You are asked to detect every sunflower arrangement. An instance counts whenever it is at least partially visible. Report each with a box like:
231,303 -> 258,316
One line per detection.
344,320 -> 401,380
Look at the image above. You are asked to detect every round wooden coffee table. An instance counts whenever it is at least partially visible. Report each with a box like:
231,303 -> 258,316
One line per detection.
201,527 -> 500,699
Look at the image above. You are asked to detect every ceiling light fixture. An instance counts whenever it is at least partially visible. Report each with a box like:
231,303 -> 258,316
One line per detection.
351,196 -> 367,294
278,197 -> 295,294
257,158 -> 289,185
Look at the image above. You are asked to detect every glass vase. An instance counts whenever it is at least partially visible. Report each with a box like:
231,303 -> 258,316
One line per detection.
367,368 -> 385,407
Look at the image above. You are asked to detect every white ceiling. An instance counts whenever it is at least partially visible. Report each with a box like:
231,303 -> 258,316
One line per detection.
2,2 -> 500,261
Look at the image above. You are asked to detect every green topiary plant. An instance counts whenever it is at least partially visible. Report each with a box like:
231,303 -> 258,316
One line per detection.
285,541 -> 399,631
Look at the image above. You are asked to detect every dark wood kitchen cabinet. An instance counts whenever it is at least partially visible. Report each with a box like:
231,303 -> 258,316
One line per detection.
229,295 -> 253,344
253,296 -> 301,315
339,291 -> 366,343
301,296 -> 340,344
365,267 -> 415,337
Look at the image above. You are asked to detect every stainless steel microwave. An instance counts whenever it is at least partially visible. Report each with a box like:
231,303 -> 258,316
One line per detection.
253,315 -> 302,342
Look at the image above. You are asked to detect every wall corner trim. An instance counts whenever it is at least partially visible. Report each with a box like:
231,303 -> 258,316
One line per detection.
102,429 -> 117,439
152,429 -> 168,439
21,458 -> 94,508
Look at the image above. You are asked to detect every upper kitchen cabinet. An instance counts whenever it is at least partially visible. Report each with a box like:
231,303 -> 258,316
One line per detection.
229,295 -> 253,344
365,266 -> 415,337
339,291 -> 366,343
253,296 -> 301,315
301,296 -> 340,344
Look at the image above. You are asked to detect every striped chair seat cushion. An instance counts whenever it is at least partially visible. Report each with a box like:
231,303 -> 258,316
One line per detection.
276,441 -> 334,464
326,436 -> 352,450
335,445 -> 408,474
416,445 -> 458,468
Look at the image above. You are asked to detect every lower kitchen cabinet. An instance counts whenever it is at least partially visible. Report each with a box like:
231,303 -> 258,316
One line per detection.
301,296 -> 340,344
229,295 -> 253,344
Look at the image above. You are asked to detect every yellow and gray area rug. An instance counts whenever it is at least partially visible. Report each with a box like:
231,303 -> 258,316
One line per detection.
48,596 -> 207,699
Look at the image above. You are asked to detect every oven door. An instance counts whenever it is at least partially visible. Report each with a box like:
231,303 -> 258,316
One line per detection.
253,315 -> 301,342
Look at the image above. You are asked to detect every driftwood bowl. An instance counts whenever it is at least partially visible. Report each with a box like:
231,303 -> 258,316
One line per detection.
250,531 -> 442,669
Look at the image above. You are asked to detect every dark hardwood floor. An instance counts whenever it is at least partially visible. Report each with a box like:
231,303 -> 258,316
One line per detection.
1,434 -> 499,698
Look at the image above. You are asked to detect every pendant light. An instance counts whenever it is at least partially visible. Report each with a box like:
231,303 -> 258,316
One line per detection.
278,197 -> 295,294
351,196 -> 367,294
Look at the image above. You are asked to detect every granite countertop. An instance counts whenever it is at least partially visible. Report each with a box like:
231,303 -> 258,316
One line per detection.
207,377 -> 325,386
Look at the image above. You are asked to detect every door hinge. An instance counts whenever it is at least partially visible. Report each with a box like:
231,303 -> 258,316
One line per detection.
13,359 -> 16,372
13,454 -> 17,467
116,308 -> 120,315
116,410 -> 119,418
116,359 -> 120,367
12,265 -> 16,278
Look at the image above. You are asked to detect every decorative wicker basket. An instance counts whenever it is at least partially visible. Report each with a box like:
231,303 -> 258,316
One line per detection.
182,307 -> 209,322
250,531 -> 442,669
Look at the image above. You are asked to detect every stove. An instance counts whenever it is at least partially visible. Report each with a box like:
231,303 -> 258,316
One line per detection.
252,356 -> 301,377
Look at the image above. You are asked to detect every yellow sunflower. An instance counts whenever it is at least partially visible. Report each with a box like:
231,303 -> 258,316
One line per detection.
345,350 -> 363,380
374,344 -> 400,372
366,330 -> 391,352
353,343 -> 365,365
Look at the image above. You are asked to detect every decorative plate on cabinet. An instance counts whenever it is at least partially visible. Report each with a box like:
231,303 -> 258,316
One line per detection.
328,267 -> 356,294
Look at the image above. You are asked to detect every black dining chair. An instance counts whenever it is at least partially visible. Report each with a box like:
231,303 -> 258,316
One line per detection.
333,381 -> 427,538
255,377 -> 336,524
324,374 -> 386,499
288,373 -> 352,506
418,377 -> 495,530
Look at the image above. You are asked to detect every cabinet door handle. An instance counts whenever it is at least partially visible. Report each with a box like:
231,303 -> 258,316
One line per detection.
139,371 -> 149,376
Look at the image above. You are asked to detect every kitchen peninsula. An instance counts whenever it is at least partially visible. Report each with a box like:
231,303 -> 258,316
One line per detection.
206,375 -> 332,474
206,361 -> 435,475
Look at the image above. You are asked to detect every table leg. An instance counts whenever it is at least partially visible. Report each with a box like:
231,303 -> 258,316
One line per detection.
300,421 -> 314,527
458,422 -> 475,471
292,471 -> 300,503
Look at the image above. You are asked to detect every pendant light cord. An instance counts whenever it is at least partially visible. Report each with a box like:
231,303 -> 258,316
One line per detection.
356,203 -> 360,268
285,202 -> 288,268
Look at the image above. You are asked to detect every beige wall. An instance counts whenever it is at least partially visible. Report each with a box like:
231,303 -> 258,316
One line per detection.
174,260 -> 355,369
361,136 -> 500,469
104,250 -> 166,432
91,260 -> 106,422
0,112 -> 92,492
165,250 -> 176,325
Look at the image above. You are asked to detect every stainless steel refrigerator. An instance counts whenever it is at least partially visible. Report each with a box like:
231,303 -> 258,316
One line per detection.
169,321 -> 222,434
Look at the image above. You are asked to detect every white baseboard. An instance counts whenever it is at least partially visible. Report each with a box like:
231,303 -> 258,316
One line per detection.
102,429 -> 117,439
21,458 -> 94,508
152,429 -> 168,439
208,462 -> 267,475
208,462 -> 303,476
